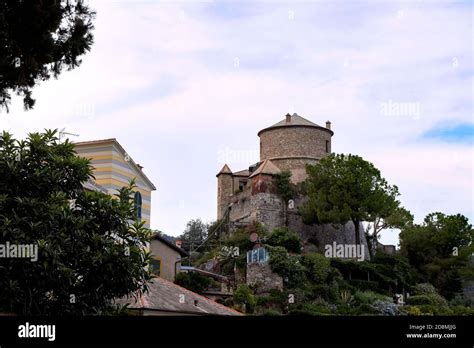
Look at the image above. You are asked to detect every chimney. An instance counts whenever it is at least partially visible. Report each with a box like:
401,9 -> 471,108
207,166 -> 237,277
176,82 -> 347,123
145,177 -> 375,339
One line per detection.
286,113 -> 291,123
325,120 -> 331,130
175,239 -> 182,248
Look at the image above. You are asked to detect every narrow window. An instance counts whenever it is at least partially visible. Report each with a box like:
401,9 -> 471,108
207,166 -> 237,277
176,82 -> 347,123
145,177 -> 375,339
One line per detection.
134,191 -> 142,220
151,258 -> 161,276
325,140 -> 330,153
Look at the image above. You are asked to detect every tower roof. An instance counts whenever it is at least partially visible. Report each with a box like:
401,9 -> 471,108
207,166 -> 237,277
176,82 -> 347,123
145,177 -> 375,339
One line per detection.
258,113 -> 334,136
216,164 -> 232,176
249,159 -> 281,178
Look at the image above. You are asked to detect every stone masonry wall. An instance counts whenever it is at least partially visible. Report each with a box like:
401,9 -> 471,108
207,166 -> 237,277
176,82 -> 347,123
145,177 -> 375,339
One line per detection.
246,262 -> 283,294
259,126 -> 332,163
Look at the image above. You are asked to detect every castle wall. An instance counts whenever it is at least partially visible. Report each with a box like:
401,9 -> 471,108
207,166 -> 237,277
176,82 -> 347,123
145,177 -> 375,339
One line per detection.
228,192 -> 369,259
259,127 -> 331,183
259,126 -> 331,162
270,158 -> 319,183
287,196 -> 369,259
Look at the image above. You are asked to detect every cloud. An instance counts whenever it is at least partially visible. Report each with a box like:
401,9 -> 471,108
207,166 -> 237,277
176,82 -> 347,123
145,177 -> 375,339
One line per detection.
1,0 -> 472,247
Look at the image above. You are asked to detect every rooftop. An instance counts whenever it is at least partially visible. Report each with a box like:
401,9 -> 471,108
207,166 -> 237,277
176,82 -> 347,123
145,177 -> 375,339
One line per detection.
257,113 -> 333,136
249,159 -> 281,177
74,138 -> 156,191
117,276 -> 242,316
152,233 -> 189,257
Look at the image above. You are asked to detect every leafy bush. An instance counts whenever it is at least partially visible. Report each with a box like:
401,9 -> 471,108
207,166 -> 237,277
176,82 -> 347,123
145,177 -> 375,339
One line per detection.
412,283 -> 437,295
449,305 -> 474,315
405,305 -> 422,316
349,280 -> 382,293
449,295 -> 471,307
234,284 -> 257,314
406,294 -> 448,307
266,227 -> 302,253
302,252 -> 330,283
353,290 -> 387,305
409,305 -> 454,315
268,246 -> 306,287
175,272 -> 211,293
300,303 -> 333,315
310,283 -> 340,302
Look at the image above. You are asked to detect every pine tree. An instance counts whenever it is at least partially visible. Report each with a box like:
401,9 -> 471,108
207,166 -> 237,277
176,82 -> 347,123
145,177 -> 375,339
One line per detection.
0,1 -> 95,111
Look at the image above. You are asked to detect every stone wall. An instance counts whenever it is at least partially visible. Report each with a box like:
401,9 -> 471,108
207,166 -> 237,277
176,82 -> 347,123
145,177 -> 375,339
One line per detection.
251,192 -> 284,232
246,262 -> 283,294
226,187 -> 369,260
287,196 -> 370,259
260,125 -> 330,158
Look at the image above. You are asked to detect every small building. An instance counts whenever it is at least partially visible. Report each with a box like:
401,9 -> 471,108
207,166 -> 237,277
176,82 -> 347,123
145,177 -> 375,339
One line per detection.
150,233 -> 188,281
74,138 -> 156,228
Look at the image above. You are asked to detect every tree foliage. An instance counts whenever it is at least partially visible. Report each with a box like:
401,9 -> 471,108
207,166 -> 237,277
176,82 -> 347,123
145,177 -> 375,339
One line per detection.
175,272 -> 211,294
179,218 -> 209,253
275,170 -> 295,203
365,206 -> 413,256
0,130 -> 152,315
0,1 -> 95,111
266,227 -> 301,254
301,153 -> 400,245
399,212 -> 473,299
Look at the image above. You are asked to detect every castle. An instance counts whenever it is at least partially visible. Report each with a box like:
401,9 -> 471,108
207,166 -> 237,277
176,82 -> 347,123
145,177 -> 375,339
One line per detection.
216,113 -> 369,254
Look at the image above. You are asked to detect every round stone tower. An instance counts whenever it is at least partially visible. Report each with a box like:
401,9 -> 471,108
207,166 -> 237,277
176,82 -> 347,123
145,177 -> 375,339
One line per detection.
258,113 -> 334,183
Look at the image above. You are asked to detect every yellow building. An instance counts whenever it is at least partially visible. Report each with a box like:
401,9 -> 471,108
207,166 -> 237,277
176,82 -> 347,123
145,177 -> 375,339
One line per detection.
74,138 -> 156,228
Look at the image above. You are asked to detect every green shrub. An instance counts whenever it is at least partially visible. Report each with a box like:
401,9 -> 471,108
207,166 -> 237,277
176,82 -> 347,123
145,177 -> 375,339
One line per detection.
412,283 -> 437,295
405,305 -> 422,316
406,294 -> 448,307
449,305 -> 474,315
415,305 -> 453,315
449,295 -> 472,307
174,272 -> 211,293
234,284 -> 257,314
267,227 -> 302,253
310,283 -> 339,302
349,279 -> 381,293
354,303 -> 379,315
302,252 -> 330,283
353,290 -> 387,305
300,303 -> 333,315
268,246 -> 306,287
255,289 -> 287,309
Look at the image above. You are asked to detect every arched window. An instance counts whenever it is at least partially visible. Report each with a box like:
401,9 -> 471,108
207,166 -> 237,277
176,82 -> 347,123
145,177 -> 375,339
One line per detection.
134,191 -> 142,220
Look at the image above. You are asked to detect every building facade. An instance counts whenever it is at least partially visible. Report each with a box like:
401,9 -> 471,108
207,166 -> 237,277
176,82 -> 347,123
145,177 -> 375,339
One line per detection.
150,234 -> 188,281
74,138 -> 156,228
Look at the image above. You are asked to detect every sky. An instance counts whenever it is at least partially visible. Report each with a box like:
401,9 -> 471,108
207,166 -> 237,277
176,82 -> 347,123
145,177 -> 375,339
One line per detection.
1,0 -> 472,247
